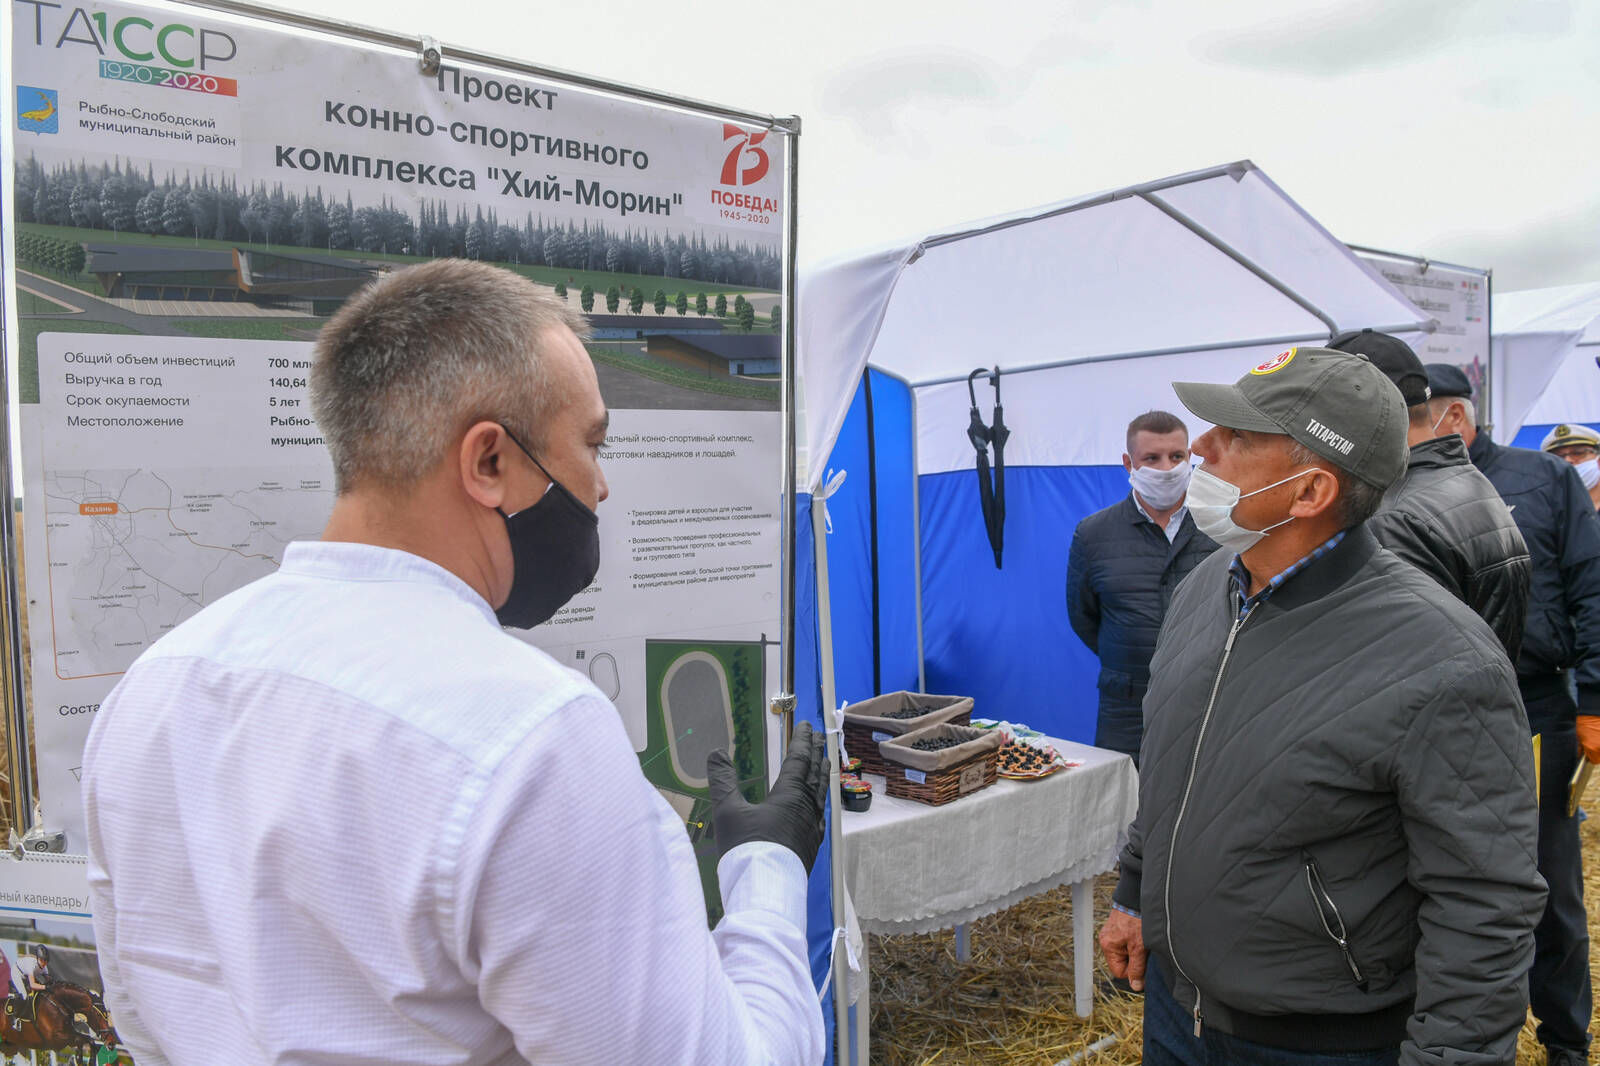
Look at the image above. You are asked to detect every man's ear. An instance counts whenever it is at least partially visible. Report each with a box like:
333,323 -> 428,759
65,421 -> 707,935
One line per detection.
1122,454 -> 1133,474
1289,466 -> 1341,520
459,421 -> 512,511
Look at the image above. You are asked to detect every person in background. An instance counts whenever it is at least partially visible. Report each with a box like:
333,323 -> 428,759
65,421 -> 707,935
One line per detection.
1543,423 -> 1600,512
1329,329 -> 1529,659
1099,347 -> 1543,1065
1435,362 -> 1600,1066
1067,411 -> 1217,762
82,261 -> 827,1066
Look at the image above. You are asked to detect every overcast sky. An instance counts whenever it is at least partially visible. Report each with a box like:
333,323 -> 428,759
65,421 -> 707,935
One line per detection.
152,0 -> 1589,291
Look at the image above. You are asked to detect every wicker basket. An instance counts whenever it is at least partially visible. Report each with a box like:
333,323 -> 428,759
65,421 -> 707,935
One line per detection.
879,723 -> 1003,806
841,692 -> 975,777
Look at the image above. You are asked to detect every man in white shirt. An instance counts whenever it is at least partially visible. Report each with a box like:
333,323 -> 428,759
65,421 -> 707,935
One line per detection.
82,260 -> 827,1065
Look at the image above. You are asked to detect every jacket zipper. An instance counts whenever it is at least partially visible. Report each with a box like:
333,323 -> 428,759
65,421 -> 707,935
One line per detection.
1165,599 -> 1256,1038
1304,855 -> 1368,991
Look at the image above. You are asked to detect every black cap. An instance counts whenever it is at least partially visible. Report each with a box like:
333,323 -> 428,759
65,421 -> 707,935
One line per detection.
1425,362 -> 1474,400
1328,329 -> 1430,406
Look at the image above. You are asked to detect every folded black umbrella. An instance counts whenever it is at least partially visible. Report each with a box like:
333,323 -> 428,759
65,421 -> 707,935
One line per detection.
966,367 -> 1008,568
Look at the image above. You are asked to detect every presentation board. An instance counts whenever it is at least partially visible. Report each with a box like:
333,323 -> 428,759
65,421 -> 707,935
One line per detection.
1355,248 -> 1491,407
2,0 -> 797,1030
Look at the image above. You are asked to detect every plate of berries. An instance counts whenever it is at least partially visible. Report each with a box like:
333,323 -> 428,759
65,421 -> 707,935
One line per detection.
996,740 -> 1070,780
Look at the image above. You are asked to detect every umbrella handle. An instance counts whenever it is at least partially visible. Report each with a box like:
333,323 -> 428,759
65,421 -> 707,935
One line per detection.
967,367 -> 990,409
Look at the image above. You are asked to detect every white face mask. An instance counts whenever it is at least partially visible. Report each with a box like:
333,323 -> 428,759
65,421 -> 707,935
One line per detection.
1186,466 -> 1318,554
1577,458 -> 1600,491
1128,463 -> 1192,510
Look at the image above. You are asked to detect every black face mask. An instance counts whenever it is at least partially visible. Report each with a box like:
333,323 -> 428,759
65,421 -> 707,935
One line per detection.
494,427 -> 600,629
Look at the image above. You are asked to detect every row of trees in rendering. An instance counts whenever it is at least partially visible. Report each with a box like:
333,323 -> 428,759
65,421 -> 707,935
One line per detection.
551,282 -> 779,331
13,155 -> 782,288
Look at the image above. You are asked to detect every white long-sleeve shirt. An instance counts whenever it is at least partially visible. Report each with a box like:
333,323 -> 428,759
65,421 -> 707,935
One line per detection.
83,540 -> 822,1065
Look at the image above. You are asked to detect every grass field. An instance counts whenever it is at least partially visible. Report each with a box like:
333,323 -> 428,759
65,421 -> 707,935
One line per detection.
587,344 -> 780,401
13,288 -> 80,314
17,319 -> 140,403
15,222 -> 776,302
13,263 -> 103,297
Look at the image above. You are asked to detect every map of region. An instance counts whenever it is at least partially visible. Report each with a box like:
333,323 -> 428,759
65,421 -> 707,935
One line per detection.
40,468 -> 334,678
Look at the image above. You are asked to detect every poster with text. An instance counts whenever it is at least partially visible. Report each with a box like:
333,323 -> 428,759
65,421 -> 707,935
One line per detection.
6,0 -> 789,926
1356,252 -> 1490,406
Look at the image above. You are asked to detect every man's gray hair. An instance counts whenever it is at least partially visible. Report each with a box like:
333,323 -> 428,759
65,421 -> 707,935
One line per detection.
310,259 -> 588,492
1428,395 -> 1477,429
1287,441 -> 1386,529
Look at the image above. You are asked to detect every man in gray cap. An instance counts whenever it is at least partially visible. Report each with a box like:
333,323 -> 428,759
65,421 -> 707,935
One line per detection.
1328,329 -> 1530,659
1098,347 -> 1543,1064
1435,361 -> 1600,1065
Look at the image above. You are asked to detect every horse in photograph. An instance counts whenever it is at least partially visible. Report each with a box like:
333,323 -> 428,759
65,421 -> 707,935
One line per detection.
1,979 -> 119,1063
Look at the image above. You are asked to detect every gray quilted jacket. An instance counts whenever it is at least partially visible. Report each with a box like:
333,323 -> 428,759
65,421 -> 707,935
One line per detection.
1115,525 -> 1545,1062
1368,434 -> 1530,661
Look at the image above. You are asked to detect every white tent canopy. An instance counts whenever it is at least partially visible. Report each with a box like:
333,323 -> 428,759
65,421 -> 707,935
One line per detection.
798,160 -> 1434,492
1497,283 -> 1600,438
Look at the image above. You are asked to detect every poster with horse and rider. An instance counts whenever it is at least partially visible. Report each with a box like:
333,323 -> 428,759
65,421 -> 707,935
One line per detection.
0,934 -> 121,1065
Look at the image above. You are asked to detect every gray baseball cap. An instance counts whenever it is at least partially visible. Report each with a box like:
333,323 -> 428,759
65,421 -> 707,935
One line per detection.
1173,346 -> 1408,490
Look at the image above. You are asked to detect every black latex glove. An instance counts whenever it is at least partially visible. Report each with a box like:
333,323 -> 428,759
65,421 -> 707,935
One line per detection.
706,720 -> 828,873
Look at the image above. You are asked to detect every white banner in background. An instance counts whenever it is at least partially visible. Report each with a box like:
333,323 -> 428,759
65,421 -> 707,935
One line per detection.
1357,253 -> 1489,403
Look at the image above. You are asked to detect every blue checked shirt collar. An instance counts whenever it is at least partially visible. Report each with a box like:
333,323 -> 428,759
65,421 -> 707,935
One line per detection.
1228,530 -> 1347,621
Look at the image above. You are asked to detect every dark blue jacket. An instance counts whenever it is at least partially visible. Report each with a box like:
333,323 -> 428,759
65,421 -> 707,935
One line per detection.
1470,431 -> 1600,716
1066,494 -> 1217,757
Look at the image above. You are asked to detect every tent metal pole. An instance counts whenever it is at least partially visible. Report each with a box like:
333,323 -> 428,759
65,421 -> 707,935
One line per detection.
0,216 -> 31,835
812,499 -> 852,1064
918,161 -> 1254,254
858,368 -> 928,692
163,0 -> 785,128
862,371 -> 881,695
1138,192 -> 1339,338
776,118 -> 801,742
1347,244 -> 1492,278
1484,270 -> 1495,433
911,390 -> 927,692
904,323 -> 1435,389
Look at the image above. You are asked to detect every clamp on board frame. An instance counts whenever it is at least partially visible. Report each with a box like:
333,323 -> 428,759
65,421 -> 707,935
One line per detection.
417,35 -> 441,76
770,692 -> 797,749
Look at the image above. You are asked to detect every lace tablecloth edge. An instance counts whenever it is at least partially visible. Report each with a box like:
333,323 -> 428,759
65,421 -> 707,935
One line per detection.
855,834 -> 1127,936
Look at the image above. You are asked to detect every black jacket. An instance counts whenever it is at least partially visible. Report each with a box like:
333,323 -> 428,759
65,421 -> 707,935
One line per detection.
1368,434 -> 1530,660
1066,494 -> 1216,756
1116,525 -> 1543,1061
1470,432 -> 1600,715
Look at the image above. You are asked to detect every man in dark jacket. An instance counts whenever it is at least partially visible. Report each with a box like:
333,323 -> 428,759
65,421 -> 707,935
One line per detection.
1328,330 -> 1529,659
1067,411 -> 1217,760
1431,361 -> 1600,1066
1099,347 -> 1544,1064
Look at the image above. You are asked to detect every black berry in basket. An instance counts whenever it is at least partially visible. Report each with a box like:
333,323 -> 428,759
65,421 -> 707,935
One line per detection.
883,707 -> 935,720
910,736 -> 963,751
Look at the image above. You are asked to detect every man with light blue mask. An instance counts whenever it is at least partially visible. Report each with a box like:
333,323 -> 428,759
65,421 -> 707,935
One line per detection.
1067,411 -> 1217,763
1542,423 -> 1600,513
1098,346 -> 1543,1065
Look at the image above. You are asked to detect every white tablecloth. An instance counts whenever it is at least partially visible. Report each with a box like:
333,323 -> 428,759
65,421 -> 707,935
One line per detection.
839,738 -> 1138,934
